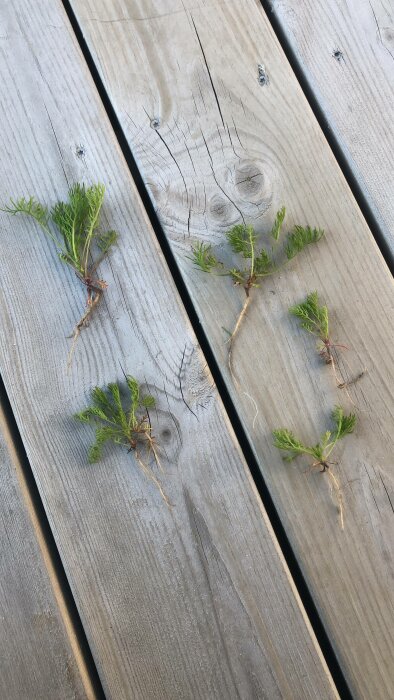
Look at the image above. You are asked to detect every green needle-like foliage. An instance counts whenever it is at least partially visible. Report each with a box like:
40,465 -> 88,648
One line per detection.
273,406 -> 356,464
2,183 -> 118,366
2,183 -> 117,279
273,406 -> 356,528
289,292 -> 353,384
188,207 -> 324,383
75,376 -> 169,504
189,208 -> 323,293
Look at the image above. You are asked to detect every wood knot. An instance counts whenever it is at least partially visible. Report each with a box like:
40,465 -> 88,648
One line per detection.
208,193 -> 232,222
232,160 -> 273,216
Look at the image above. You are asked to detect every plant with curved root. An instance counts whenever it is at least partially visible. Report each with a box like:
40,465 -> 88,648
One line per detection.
1,183 -> 117,367
75,376 -> 170,506
289,291 -> 364,390
273,406 -> 356,529
189,207 -> 324,384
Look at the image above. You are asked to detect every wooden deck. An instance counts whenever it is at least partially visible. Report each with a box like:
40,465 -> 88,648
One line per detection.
0,0 -> 392,698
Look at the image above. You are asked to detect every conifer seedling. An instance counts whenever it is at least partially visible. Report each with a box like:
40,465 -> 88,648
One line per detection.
289,291 -> 349,377
75,375 -> 170,506
1,183 -> 117,366
189,208 -> 324,382
273,406 -> 356,529
289,292 -> 365,391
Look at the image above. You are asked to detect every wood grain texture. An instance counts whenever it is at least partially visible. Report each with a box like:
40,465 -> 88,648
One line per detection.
0,0 -> 337,698
68,0 -> 394,697
270,0 -> 394,255
0,403 -> 91,700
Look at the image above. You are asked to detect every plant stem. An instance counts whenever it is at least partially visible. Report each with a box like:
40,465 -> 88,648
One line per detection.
227,291 -> 251,386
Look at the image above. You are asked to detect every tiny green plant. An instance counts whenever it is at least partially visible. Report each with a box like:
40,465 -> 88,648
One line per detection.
289,292 -> 365,391
1,183 -> 117,367
75,375 -> 170,506
289,291 -> 349,376
189,208 -> 324,382
273,406 -> 356,529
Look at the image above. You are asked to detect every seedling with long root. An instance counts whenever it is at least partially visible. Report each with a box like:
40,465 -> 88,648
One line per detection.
273,406 -> 356,529
75,375 -> 170,506
2,183 -> 117,367
189,208 -> 324,383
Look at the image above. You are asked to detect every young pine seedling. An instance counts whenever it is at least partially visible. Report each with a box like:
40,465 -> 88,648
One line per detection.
75,375 -> 170,506
289,291 -> 363,389
273,406 -> 356,529
189,208 -> 324,382
1,183 -> 117,367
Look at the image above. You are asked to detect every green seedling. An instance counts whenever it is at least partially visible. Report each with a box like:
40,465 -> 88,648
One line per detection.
289,291 -> 365,390
75,375 -> 169,506
189,207 -> 324,382
2,183 -> 117,366
273,406 -> 356,529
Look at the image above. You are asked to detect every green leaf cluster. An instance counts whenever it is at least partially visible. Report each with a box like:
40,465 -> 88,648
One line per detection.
189,207 -> 324,290
75,376 -> 156,463
273,406 -> 356,464
2,183 -> 118,278
289,291 -> 329,341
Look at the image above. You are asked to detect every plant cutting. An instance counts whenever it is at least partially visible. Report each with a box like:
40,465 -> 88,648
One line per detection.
189,208 -> 324,382
1,183 -> 117,366
289,291 -> 364,389
273,406 -> 356,529
75,375 -> 170,506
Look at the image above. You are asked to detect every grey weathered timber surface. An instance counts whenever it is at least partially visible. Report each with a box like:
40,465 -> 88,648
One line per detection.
0,402 -> 91,700
0,1 -> 337,698
269,0 -> 394,256
69,0 -> 394,698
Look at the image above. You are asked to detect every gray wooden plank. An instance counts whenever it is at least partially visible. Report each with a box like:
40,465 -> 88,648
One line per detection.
0,0 -> 337,698
0,402 -> 92,700
270,0 -> 394,255
67,0 -> 394,698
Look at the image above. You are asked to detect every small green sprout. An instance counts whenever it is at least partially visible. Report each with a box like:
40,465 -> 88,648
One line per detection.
289,292 -> 364,389
2,183 -> 118,366
188,208 -> 324,382
75,376 -> 169,506
273,406 -> 356,528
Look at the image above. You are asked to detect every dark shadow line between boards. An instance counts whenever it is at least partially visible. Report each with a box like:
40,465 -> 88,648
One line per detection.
9,0 -> 357,697
0,376 -> 107,700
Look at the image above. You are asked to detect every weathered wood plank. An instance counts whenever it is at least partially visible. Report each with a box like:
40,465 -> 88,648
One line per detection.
270,0 -> 394,255
0,1 -> 337,698
0,401 -> 92,700
68,0 -> 394,697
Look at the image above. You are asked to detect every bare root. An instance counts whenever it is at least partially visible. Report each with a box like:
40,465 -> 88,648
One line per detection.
227,294 -> 251,386
325,468 -> 344,530
67,290 -> 102,371
135,450 -> 172,508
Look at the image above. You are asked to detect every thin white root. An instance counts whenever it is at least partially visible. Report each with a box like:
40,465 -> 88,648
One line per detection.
325,469 -> 344,530
243,391 -> 259,430
227,294 -> 251,387
145,434 -> 165,474
135,452 -> 172,509
67,291 -> 102,371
